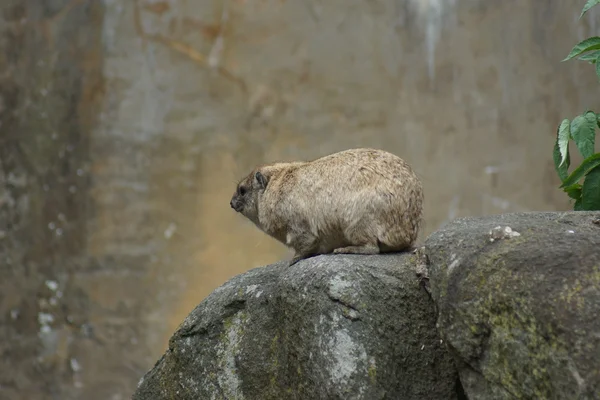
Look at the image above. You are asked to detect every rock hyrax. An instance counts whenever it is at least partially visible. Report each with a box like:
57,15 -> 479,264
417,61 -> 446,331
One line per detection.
230,148 -> 424,265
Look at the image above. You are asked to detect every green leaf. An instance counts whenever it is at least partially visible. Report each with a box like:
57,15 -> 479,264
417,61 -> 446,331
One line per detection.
553,141 -> 570,182
563,183 -> 583,200
570,112 -> 596,159
596,53 -> 600,79
578,50 -> 600,62
557,119 -> 570,167
556,118 -> 571,168
553,121 -> 571,182
563,37 -> 600,61
581,165 -> 600,210
560,153 -> 600,187
574,198 -> 584,211
581,0 -> 600,18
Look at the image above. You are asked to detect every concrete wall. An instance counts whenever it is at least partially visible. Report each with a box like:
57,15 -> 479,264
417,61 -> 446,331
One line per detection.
1,0 -> 598,398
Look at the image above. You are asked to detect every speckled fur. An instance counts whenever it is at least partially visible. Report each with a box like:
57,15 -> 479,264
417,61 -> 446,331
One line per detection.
230,148 -> 424,265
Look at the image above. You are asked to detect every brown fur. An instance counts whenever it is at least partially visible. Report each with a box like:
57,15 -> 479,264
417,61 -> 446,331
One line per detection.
230,148 -> 424,265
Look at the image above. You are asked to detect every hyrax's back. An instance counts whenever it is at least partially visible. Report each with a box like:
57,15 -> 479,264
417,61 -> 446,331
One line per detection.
274,148 -> 423,256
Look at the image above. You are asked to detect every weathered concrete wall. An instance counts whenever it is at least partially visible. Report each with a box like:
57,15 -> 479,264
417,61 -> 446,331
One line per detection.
1,0 -> 599,398
122,0 -> 600,342
0,1 -> 110,399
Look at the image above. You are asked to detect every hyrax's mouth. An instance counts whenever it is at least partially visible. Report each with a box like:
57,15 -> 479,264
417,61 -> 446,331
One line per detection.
230,199 -> 243,213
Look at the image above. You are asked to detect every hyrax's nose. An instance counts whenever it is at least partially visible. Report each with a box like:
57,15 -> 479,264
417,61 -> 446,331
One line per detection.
230,199 -> 235,209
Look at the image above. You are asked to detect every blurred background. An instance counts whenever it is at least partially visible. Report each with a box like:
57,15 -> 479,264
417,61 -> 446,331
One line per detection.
0,0 -> 598,399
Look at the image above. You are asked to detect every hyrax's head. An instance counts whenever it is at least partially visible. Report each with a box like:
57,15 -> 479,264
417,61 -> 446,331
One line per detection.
230,169 -> 269,224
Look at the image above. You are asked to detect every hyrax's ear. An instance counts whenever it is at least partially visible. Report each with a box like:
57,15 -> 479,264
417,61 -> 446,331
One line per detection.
255,171 -> 269,190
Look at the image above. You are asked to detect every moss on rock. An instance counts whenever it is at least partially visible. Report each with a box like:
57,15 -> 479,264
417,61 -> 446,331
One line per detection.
426,211 -> 600,400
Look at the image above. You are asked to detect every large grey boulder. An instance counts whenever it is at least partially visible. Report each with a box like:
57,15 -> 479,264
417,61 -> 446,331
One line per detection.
132,254 -> 460,399
425,211 -> 600,400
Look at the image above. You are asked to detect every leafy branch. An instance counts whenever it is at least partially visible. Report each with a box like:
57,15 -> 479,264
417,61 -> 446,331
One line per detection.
553,0 -> 600,210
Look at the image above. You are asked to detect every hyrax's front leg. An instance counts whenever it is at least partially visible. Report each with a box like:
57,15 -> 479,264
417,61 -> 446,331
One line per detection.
333,243 -> 380,255
287,230 -> 318,267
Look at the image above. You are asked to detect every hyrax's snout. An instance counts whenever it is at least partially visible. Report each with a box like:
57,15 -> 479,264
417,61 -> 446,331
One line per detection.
230,196 -> 242,212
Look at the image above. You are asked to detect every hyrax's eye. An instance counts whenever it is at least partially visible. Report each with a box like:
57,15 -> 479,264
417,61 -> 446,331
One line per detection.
239,186 -> 247,196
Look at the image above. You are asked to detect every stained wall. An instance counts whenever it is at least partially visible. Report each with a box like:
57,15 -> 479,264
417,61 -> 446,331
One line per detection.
0,1 -> 597,398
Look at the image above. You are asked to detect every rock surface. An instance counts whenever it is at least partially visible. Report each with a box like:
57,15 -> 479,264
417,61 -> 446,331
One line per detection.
132,254 -> 460,400
425,211 -> 600,400
133,211 -> 600,400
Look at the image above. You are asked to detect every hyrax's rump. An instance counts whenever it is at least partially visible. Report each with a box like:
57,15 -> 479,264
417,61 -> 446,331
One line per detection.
230,148 -> 424,265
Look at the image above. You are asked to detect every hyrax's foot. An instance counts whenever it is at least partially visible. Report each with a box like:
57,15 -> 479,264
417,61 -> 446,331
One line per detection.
289,252 -> 317,267
333,244 -> 380,255
289,256 -> 304,267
